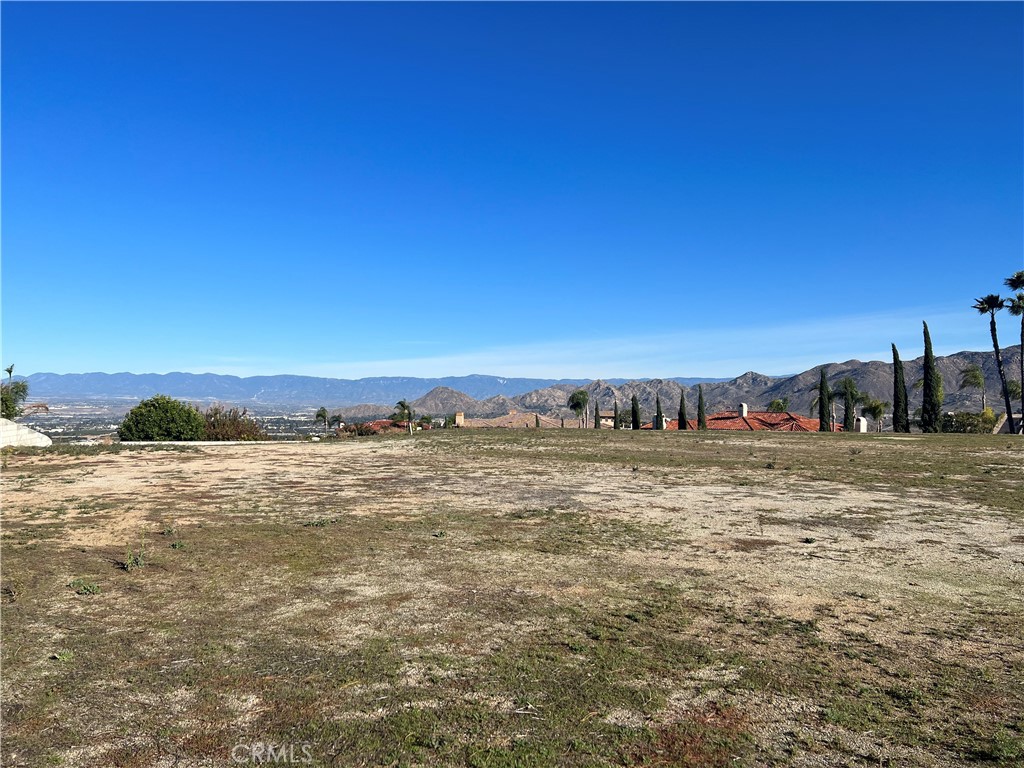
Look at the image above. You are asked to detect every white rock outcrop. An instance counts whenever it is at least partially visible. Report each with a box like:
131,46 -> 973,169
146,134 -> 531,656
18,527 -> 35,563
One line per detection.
0,418 -> 52,448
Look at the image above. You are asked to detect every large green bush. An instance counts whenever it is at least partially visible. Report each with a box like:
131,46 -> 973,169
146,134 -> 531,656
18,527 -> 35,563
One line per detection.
118,395 -> 206,441
1,380 -> 29,420
940,409 -> 998,434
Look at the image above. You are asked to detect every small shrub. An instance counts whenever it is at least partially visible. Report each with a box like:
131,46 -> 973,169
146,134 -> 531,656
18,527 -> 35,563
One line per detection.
170,541 -> 186,550
118,395 -> 206,441
346,422 -> 383,437
121,547 -> 147,571
203,405 -> 268,441
51,649 -> 74,663
68,578 -> 101,595
1,579 -> 20,603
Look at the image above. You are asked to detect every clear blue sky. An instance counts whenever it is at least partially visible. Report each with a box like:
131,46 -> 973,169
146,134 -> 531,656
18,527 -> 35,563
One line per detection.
3,2 -> 1022,379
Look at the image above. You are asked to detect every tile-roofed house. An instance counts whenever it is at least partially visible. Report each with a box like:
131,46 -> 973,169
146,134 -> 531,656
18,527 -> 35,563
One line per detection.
643,404 -> 839,432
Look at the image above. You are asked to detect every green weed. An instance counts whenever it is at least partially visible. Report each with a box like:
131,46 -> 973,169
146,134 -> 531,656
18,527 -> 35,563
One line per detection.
67,578 -> 101,595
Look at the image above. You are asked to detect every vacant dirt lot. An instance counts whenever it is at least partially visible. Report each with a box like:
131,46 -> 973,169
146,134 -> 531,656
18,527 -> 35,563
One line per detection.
2,430 -> 1022,766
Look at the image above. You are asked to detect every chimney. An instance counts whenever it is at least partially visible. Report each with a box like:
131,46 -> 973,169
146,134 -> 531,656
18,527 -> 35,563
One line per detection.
739,403 -> 748,417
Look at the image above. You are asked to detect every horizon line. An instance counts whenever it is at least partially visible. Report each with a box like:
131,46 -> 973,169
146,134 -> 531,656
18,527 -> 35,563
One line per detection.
15,338 -> 1016,384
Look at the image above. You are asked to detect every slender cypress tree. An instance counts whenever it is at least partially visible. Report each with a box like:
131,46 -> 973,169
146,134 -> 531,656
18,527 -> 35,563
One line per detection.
613,401 -> 620,430
630,395 -> 641,430
892,343 -> 909,433
921,321 -> 942,433
594,400 -> 601,429
535,414 -> 540,429
654,395 -> 664,430
678,389 -> 688,430
697,385 -> 707,430
817,368 -> 831,432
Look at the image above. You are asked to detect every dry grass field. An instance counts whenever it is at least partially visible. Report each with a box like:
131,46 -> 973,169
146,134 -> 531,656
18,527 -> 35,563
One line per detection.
1,430 -> 1022,767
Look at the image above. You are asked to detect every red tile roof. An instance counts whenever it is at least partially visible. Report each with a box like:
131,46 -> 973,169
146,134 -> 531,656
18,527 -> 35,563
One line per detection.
643,411 -> 839,432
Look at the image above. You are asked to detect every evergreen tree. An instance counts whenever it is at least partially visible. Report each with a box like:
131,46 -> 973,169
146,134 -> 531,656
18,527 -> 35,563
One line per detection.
697,385 -> 707,430
613,401 -> 620,430
892,343 -> 910,433
654,395 -> 664,429
630,395 -> 641,430
535,414 -> 540,429
921,321 -> 943,433
678,389 -> 687,430
594,400 -> 601,429
817,368 -> 832,432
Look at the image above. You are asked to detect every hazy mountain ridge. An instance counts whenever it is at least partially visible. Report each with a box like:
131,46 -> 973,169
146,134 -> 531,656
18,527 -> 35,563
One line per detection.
19,347 -> 1020,421
22,371 -> 728,410
23,372 -> 594,406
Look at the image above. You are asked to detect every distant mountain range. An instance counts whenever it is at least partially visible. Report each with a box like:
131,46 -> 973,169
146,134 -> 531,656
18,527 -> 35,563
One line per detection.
17,346 -> 1022,424
366,346 -> 1022,421
20,371 -> 729,409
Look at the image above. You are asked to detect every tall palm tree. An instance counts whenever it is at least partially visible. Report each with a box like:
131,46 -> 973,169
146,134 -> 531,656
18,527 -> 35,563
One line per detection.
973,295 -> 1015,435
861,399 -> 889,433
958,364 -> 987,412
1005,270 -> 1024,426
567,390 -> 589,428
394,400 -> 413,422
329,414 -> 345,432
834,377 -> 863,432
314,406 -> 329,435
4,364 -> 13,389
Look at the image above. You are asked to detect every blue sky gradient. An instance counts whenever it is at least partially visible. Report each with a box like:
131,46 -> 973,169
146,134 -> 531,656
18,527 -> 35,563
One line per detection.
3,2 -> 1022,378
